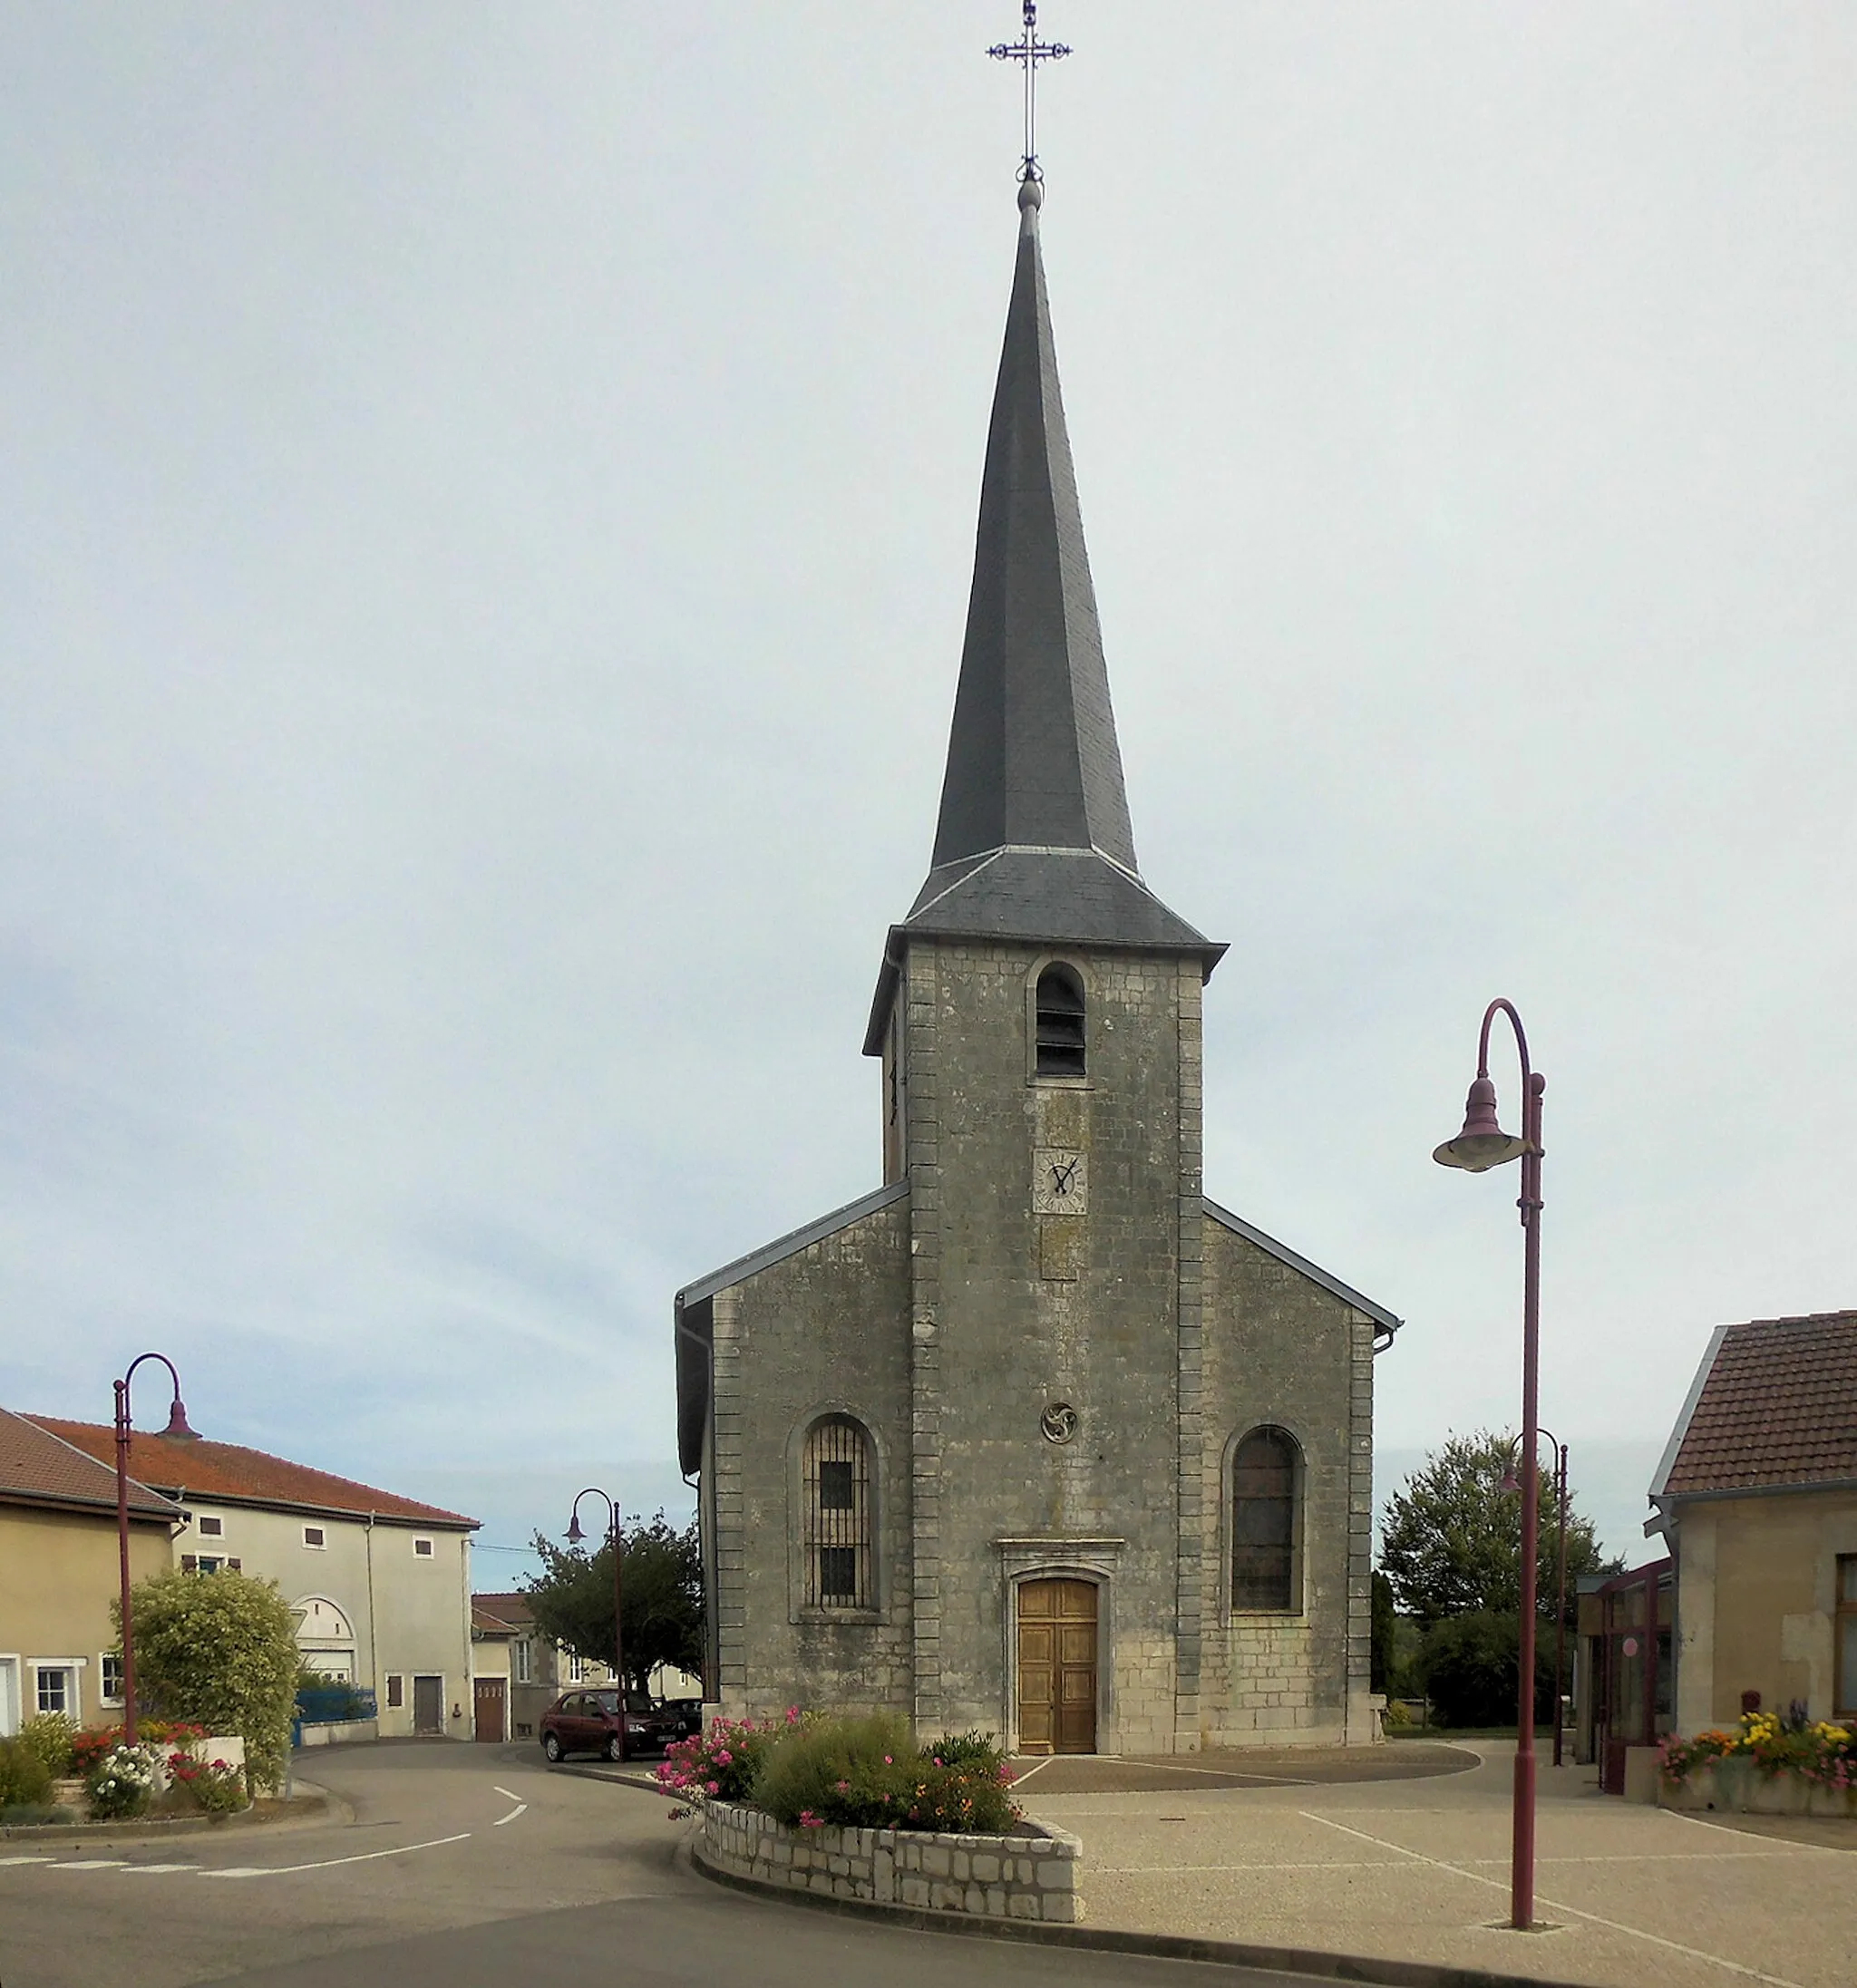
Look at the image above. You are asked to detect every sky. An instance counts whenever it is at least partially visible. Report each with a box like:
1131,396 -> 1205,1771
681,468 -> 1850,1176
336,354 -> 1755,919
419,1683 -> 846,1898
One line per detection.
5,5 -> 1852,1583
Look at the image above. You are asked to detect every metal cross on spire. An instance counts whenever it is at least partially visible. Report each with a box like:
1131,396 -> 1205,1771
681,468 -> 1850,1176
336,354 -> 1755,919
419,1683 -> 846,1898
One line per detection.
988,1 -> 1070,183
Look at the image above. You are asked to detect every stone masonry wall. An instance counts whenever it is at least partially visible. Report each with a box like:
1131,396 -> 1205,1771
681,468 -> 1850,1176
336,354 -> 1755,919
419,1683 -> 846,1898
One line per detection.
1197,1217 -> 1376,1746
709,1198 -> 914,1721
902,937 -> 1189,1752
700,1799 -> 1081,1923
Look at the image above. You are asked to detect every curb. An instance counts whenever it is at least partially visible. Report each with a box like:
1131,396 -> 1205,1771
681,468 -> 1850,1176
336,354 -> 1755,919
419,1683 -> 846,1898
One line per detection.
551,1761 -> 670,1798
688,1842 -> 1592,1988
0,1790 -> 334,1847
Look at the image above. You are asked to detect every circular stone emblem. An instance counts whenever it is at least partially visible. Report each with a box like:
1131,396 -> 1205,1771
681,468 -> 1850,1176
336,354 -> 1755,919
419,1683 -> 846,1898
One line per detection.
1040,1402 -> 1079,1445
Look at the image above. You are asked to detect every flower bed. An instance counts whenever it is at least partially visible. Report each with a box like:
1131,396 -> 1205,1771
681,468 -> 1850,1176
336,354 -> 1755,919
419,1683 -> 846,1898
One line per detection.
698,1799 -> 1080,1923
664,1710 -> 1081,1923
1660,1712 -> 1857,1816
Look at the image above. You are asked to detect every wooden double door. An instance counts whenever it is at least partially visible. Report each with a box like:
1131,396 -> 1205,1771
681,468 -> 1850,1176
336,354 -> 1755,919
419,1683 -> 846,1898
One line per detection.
1016,1578 -> 1098,1754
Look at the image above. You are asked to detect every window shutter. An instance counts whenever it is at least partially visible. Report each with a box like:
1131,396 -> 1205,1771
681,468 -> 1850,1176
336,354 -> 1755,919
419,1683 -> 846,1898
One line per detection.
228,1557 -> 242,1572
181,1554 -> 198,1572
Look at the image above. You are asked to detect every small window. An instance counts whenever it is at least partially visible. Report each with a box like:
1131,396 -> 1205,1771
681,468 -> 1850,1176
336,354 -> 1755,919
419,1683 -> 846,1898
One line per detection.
198,1514 -> 225,1537
303,1525 -> 326,1549
514,1639 -> 532,1684
1231,1426 -> 1301,1613
802,1416 -> 873,1610
414,1537 -> 434,1558
1837,1556 -> 1857,1718
193,1555 -> 225,1576
100,1654 -> 125,1705
386,1674 -> 404,1709
35,1667 -> 73,1717
1034,965 -> 1086,1078
568,1653 -> 585,1683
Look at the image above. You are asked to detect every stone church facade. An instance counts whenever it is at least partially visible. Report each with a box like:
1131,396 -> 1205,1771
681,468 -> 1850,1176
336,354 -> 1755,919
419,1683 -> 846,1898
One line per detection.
676,179 -> 1399,1753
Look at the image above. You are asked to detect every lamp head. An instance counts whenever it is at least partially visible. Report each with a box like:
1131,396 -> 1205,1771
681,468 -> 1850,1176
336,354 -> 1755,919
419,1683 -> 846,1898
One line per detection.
565,1512 -> 586,1547
1500,1467 -> 1522,1495
161,1396 -> 199,1440
1433,1075 -> 1531,1172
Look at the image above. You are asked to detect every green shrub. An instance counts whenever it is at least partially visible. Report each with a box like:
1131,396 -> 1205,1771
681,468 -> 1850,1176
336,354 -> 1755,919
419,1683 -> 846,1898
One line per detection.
753,1713 -> 1019,1835
0,1736 -> 54,1808
16,1713 -> 78,1780
1419,1611 -> 1555,1729
753,1712 -> 915,1824
117,1568 -> 299,1792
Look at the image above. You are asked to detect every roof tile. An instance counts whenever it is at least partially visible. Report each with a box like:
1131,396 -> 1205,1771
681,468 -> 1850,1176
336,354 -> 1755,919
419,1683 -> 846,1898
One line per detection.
24,1416 -> 478,1529
0,1406 -> 175,1519
1661,1311 -> 1857,1496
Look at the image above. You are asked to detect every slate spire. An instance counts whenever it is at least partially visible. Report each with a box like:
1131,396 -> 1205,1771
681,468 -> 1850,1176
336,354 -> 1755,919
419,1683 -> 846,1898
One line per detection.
874,180 -> 1220,992
929,176 -> 1136,876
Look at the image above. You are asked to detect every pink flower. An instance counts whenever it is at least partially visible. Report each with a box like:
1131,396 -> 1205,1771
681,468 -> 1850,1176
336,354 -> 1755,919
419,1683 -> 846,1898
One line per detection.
707,1780 -> 720,1795
786,1707 -> 801,1724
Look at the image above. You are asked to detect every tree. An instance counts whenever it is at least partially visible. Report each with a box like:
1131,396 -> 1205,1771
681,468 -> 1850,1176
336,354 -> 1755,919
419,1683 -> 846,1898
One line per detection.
1379,1429 -> 1619,1630
523,1509 -> 702,1695
1370,1570 -> 1398,1695
116,1568 -> 300,1792
1420,1610 -> 1558,1728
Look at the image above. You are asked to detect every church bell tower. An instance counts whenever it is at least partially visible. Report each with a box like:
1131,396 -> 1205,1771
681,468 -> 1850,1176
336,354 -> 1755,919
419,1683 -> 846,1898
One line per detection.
862,173 -> 1228,1749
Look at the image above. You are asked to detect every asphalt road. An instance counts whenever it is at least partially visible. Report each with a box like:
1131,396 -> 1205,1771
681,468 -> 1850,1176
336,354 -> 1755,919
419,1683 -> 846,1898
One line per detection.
0,1742 -> 1320,1988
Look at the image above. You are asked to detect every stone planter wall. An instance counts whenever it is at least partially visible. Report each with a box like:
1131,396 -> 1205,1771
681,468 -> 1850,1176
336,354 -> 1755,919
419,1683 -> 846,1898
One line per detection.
699,1799 -> 1081,1923
1660,1760 -> 1857,1818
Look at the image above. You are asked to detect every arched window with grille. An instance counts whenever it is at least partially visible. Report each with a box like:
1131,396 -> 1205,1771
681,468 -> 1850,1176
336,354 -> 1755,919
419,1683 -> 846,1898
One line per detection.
802,1415 -> 874,1610
1230,1425 -> 1302,1613
1034,965 -> 1086,1077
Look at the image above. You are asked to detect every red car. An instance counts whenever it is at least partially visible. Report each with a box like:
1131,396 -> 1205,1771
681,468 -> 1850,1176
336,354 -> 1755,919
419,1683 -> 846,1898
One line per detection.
538,1689 -> 667,1761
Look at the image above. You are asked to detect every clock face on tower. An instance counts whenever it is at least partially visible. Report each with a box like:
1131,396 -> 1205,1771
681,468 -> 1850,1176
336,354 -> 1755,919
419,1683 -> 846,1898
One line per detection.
1032,1147 -> 1087,1216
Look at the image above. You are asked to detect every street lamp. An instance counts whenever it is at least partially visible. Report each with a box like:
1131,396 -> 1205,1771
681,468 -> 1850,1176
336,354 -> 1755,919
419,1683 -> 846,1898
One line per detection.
1434,997 -> 1546,1932
566,1489 -> 626,1762
114,1353 -> 199,1744
1503,1427 -> 1570,1770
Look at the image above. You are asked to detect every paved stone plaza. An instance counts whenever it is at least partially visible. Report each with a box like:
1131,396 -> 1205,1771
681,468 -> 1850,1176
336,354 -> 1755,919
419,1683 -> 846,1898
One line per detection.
1022,1740 -> 1857,1988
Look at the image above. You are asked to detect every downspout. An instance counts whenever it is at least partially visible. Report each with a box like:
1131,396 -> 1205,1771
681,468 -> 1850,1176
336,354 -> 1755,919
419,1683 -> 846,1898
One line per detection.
365,1513 -> 380,1727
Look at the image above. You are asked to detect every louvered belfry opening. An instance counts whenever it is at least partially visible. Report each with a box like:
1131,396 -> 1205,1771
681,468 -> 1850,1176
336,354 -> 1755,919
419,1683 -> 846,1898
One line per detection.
1034,965 -> 1086,1076
803,1416 -> 872,1608
1231,1426 -> 1299,1611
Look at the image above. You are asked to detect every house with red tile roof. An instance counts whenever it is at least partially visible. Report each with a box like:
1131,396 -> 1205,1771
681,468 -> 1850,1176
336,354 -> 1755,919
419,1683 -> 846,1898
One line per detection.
27,1415 -> 481,1744
0,1407 -> 180,1732
1648,1310 -> 1857,1731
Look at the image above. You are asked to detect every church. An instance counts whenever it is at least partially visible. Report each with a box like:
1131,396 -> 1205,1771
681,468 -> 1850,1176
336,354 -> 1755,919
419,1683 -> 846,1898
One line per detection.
675,170 -> 1399,1754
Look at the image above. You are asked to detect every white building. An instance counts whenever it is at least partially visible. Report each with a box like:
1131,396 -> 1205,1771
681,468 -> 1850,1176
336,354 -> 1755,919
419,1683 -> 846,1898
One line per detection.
32,1416 -> 479,1742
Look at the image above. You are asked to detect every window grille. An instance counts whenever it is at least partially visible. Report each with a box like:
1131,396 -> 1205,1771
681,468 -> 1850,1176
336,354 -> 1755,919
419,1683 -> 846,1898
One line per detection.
802,1417 -> 872,1609
1034,966 -> 1086,1077
101,1654 -> 125,1703
1231,1426 -> 1299,1612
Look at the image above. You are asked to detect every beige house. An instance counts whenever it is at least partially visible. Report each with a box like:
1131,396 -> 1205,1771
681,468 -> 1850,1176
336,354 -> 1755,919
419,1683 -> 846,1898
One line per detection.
0,1407 -> 179,1732
1648,1310 -> 1857,1730
471,1591 -> 612,1741
31,1416 -> 480,1742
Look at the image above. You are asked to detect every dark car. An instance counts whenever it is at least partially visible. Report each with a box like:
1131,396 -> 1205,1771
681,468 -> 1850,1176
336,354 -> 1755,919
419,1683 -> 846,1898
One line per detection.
658,1697 -> 703,1743
539,1689 -> 670,1762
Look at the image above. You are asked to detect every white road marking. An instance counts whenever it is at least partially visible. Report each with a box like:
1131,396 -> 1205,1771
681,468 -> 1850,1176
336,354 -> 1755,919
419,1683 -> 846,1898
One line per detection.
492,1786 -> 523,1802
120,1863 -> 199,1874
1007,1758 -> 1053,1785
1094,1849 -> 1813,1874
493,1802 -> 527,1827
51,1860 -> 127,1870
0,1856 -> 54,1867
1299,1810 -> 1812,1988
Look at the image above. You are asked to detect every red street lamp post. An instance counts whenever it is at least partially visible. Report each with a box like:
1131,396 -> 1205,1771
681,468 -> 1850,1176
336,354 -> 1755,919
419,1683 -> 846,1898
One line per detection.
1503,1426 -> 1571,1770
566,1489 -> 626,1764
1434,998 -> 1545,1932
114,1353 -> 199,1744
